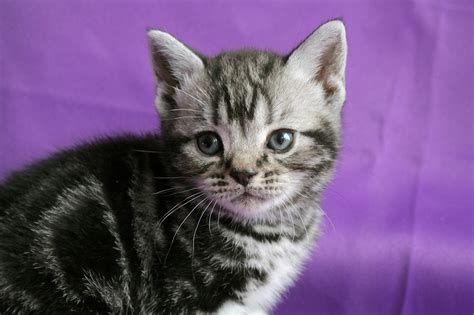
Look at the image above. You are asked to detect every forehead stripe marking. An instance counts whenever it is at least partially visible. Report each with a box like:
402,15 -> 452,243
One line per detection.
209,65 -> 224,125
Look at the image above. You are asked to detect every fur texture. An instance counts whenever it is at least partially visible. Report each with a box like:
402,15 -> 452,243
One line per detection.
0,20 -> 347,314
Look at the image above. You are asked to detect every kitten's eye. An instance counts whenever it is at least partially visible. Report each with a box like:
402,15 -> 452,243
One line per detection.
267,129 -> 294,152
197,132 -> 222,156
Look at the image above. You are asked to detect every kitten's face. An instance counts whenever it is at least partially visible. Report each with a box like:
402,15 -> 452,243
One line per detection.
148,21 -> 347,220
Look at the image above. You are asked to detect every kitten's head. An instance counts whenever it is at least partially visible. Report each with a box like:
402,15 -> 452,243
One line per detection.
148,20 -> 347,221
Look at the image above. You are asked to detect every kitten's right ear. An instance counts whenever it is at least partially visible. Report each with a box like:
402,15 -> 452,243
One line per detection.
147,29 -> 205,93
286,20 -> 347,108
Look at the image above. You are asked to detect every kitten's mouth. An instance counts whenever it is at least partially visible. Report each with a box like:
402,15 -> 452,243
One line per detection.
222,188 -> 281,218
232,191 -> 266,203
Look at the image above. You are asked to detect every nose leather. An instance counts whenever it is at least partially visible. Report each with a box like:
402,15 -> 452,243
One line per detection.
230,169 -> 257,187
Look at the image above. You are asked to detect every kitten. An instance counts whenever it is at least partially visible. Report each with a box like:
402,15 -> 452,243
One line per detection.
0,19 -> 347,314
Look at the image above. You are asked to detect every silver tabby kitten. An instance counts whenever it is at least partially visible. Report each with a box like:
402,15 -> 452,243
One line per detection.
147,19 -> 347,313
0,20 -> 346,314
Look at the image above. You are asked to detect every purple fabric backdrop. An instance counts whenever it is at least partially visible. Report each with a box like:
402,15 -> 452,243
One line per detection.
1,1 -> 473,314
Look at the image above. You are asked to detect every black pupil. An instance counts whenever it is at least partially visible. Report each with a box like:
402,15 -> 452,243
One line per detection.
276,133 -> 288,145
202,135 -> 215,148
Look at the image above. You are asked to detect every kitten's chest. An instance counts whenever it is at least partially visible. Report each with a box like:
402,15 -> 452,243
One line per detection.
219,228 -> 317,314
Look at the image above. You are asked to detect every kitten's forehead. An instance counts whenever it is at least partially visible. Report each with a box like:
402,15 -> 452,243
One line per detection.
204,51 -> 283,128
203,51 -> 329,132
172,50 -> 332,141
208,50 -> 282,84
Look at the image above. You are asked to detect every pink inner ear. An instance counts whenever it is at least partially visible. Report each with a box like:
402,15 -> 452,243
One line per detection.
314,40 -> 345,99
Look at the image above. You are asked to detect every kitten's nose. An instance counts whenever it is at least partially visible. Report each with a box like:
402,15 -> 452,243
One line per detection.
230,168 -> 257,187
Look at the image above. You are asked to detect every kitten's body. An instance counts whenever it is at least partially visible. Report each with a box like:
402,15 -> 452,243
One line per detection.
0,20 -> 347,314
0,136 -> 319,314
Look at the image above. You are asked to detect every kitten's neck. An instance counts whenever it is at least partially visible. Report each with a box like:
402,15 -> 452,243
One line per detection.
161,187 -> 321,243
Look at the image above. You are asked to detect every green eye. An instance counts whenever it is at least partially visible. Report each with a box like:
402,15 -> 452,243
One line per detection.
197,132 -> 222,156
267,129 -> 294,152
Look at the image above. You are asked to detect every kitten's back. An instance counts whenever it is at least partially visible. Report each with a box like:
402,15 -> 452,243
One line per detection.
0,135 -> 160,313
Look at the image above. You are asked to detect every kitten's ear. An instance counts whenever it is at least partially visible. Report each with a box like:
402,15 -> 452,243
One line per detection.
286,20 -> 347,106
147,29 -> 205,92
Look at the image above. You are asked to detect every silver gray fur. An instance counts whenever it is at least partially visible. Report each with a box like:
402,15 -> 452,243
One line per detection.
147,19 -> 347,313
0,19 -> 347,314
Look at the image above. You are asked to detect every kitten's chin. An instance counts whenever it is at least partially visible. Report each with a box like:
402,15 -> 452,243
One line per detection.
220,193 -> 280,219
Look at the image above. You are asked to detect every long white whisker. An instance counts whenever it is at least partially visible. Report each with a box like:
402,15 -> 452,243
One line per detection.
208,199 -> 218,236
293,204 -> 309,240
193,200 -> 213,260
294,190 -> 336,233
278,206 -> 284,235
217,206 -> 222,229
163,197 -> 208,265
173,87 -> 208,107
152,187 -> 180,195
278,195 -> 296,240
283,202 -> 297,241
161,116 -> 204,121
158,192 -> 204,227
168,108 -> 202,113
193,84 -> 210,100
153,185 -> 199,195
317,203 -> 336,233
167,187 -> 201,196
191,199 -> 213,279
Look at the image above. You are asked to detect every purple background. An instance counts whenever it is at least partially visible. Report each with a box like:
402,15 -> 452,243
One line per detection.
1,1 -> 473,314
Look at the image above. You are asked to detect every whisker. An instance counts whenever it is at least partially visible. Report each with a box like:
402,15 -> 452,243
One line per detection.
282,201 -> 297,241
282,191 -> 310,240
293,205 -> 309,240
166,187 -> 201,197
158,192 -> 204,227
161,116 -> 204,121
208,199 -> 218,236
324,186 -> 352,205
193,84 -> 210,100
217,207 -> 222,229
152,186 -> 201,196
294,190 -> 336,233
152,187 -> 181,195
163,196 -> 208,265
168,108 -> 202,113
173,87 -> 208,107
191,199 -> 213,279
317,204 -> 336,233
278,207 -> 284,235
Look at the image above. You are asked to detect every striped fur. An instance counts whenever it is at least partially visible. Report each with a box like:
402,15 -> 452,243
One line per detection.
0,20 -> 347,314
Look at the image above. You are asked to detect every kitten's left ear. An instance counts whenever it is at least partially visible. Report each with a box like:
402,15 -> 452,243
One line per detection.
286,20 -> 347,106
147,29 -> 205,88
147,29 -> 206,117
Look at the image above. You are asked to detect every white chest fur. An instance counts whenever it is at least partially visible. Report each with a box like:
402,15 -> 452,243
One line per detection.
215,225 -> 317,315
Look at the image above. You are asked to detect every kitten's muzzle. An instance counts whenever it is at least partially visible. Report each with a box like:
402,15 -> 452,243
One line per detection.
229,168 -> 257,187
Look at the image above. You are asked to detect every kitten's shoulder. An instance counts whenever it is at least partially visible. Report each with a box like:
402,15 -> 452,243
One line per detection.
0,134 -> 162,312
0,134 -> 161,213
